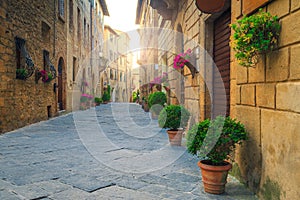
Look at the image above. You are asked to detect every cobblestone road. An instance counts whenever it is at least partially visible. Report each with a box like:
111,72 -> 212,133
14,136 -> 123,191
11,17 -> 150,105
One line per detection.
0,103 -> 257,199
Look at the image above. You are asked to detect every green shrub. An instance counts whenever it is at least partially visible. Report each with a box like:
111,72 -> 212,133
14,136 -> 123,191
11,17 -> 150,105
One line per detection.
186,116 -> 248,165
132,91 -> 138,102
148,91 -> 167,114
102,92 -> 110,102
94,97 -> 103,104
158,105 -> 190,130
16,68 -> 28,80
230,9 -> 280,67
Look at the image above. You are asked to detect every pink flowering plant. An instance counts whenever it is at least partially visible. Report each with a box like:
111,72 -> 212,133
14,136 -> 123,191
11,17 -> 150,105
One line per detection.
149,72 -> 168,88
80,93 -> 93,103
39,70 -> 54,83
173,49 -> 192,69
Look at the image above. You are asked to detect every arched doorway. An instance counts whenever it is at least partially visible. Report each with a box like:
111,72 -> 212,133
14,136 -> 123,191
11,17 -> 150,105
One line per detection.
58,57 -> 65,111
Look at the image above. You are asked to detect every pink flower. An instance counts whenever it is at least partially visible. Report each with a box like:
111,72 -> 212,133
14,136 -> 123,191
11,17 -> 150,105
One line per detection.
173,49 -> 192,69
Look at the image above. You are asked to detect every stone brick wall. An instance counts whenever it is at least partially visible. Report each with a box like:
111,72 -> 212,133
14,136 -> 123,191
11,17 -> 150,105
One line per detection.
0,0 -> 67,133
232,0 -> 300,199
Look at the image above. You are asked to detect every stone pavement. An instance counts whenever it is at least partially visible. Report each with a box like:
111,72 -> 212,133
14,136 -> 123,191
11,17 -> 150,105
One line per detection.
0,103 -> 257,200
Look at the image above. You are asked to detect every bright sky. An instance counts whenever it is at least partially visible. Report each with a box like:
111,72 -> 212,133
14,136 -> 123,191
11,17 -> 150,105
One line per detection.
104,0 -> 139,32
104,0 -> 140,68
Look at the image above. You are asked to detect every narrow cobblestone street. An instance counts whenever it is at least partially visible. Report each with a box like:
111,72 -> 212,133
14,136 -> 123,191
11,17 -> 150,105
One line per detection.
0,103 -> 256,200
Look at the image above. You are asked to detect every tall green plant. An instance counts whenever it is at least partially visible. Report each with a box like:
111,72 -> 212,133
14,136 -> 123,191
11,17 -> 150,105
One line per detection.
230,9 -> 280,67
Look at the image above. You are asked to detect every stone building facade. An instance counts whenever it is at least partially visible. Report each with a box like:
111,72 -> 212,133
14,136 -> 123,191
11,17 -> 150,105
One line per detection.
136,0 -> 300,199
67,0 -> 109,110
0,0 -> 67,133
102,25 -> 130,102
0,0 -> 109,133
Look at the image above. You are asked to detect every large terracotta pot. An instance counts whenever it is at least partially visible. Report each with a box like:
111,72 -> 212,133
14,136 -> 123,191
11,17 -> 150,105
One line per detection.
198,160 -> 232,194
167,129 -> 183,146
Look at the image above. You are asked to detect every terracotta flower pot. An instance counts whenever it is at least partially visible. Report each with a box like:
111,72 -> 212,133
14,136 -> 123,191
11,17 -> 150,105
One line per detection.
198,160 -> 232,194
167,129 -> 183,146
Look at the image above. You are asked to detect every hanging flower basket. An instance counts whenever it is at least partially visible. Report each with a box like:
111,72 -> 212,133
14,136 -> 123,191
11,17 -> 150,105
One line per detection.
35,69 -> 55,83
230,9 -> 281,67
173,49 -> 197,78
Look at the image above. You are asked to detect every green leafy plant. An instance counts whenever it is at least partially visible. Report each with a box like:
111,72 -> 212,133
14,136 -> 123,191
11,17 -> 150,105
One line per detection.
230,9 -> 281,67
102,85 -> 111,102
94,97 -> 103,104
132,91 -> 138,102
158,105 -> 190,130
186,116 -> 248,165
148,91 -> 167,114
16,68 -> 28,80
102,92 -> 110,102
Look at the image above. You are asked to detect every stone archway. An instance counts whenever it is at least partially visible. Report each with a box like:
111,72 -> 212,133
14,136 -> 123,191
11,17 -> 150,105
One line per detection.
58,57 -> 65,111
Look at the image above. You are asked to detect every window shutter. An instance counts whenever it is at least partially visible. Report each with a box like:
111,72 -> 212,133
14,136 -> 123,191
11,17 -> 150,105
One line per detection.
243,0 -> 270,15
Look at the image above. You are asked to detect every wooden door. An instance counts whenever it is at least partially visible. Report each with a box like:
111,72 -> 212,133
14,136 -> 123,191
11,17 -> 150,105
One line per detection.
213,9 -> 231,117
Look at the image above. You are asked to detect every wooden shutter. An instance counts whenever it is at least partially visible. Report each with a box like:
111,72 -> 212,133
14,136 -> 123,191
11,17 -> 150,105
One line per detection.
213,9 -> 231,117
243,0 -> 270,15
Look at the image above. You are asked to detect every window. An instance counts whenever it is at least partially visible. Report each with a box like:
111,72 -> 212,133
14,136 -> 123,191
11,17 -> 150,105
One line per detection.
72,57 -> 77,81
69,0 -> 73,29
110,50 -> 113,61
110,69 -> 113,80
58,0 -> 65,19
114,70 -> 117,80
77,7 -> 81,41
43,50 -> 50,71
120,72 -> 122,82
96,2 -> 98,15
84,18 -> 86,45
41,21 -> 50,42
15,37 -> 26,70
87,24 -> 89,46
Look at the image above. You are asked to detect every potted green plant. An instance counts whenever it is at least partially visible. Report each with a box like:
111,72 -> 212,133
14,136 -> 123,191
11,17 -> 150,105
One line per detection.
186,116 -> 248,194
148,91 -> 167,119
94,97 -> 102,106
230,9 -> 281,67
16,68 -> 28,80
158,105 -> 190,146
102,92 -> 110,104
102,85 -> 111,104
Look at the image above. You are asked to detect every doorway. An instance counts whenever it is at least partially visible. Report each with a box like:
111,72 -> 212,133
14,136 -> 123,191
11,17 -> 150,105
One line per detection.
58,57 -> 64,111
212,9 -> 231,117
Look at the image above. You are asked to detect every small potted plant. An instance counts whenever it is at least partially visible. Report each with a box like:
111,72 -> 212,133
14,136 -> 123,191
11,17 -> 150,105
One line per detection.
148,91 -> 167,119
158,105 -> 190,146
186,116 -> 248,194
94,97 -> 102,106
